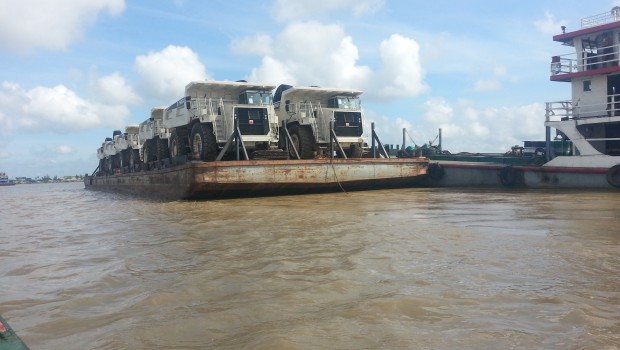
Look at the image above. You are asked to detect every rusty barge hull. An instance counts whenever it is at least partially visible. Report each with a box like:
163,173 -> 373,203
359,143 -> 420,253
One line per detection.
84,158 -> 429,200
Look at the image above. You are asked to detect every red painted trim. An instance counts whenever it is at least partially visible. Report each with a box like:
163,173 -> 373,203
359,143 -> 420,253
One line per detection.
440,163 -> 505,171
553,22 -> 620,42
550,66 -> 620,82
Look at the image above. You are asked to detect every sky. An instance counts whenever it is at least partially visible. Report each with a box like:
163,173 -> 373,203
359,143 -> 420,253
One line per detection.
0,0 -> 618,178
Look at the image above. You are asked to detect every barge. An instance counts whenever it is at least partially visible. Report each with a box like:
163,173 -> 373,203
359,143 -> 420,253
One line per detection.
84,157 -> 429,200
86,77 -> 430,200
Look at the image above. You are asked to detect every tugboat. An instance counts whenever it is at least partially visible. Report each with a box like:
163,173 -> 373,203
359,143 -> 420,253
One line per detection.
421,7 -> 620,189
544,6 -> 620,187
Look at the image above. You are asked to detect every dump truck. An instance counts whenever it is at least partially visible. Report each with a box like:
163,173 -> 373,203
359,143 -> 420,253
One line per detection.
273,85 -> 366,159
161,80 -> 278,161
113,125 -> 142,171
138,107 -> 171,166
95,131 -> 121,175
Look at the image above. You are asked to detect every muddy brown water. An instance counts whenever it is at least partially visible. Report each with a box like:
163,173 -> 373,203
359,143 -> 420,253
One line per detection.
1,182 -> 618,349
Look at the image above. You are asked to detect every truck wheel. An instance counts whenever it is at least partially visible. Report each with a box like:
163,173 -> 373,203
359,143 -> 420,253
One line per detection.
157,137 -> 169,162
348,144 -> 363,158
105,157 -> 112,174
129,149 -> 141,172
288,124 -> 314,159
170,130 -> 188,158
143,140 -> 153,163
119,149 -> 130,170
98,159 -> 105,175
191,123 -> 217,161
111,154 -> 121,171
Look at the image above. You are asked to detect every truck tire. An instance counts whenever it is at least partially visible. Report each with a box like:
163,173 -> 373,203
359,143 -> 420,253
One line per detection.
606,164 -> 620,188
348,144 -> 363,158
119,149 -> 130,170
499,166 -> 516,186
99,159 -> 106,176
104,158 -> 112,174
111,154 -> 121,171
157,137 -> 169,162
191,123 -> 217,161
288,124 -> 314,159
129,149 -> 141,172
143,139 -> 155,164
170,130 -> 188,158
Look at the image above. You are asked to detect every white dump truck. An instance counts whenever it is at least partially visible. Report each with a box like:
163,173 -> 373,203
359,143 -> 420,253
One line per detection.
96,141 -> 108,175
98,131 -> 121,174
273,85 -> 366,159
112,125 -> 142,171
138,107 -> 171,166
162,80 -> 278,161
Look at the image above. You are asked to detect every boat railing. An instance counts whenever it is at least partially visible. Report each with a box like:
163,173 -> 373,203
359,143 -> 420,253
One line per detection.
545,101 -> 573,122
551,43 -> 620,76
546,94 -> 620,121
581,7 -> 620,28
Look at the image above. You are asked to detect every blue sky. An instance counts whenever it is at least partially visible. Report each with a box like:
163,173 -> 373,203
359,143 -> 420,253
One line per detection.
0,0 -> 616,178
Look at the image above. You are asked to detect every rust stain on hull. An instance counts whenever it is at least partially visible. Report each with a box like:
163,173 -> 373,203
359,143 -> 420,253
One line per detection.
84,158 -> 429,200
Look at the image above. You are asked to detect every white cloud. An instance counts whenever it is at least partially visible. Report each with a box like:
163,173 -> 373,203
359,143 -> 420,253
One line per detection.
231,34 -> 273,56
0,0 -> 125,54
243,23 -> 426,101
135,45 -> 210,101
273,0 -> 383,22
55,145 -> 75,155
0,82 -> 131,133
375,34 -> 427,99
424,98 -> 453,124
470,65 -> 517,92
247,22 -> 371,88
91,73 -> 142,105
472,79 -> 502,92
419,98 -> 546,153
534,11 -> 567,36
248,56 -> 297,86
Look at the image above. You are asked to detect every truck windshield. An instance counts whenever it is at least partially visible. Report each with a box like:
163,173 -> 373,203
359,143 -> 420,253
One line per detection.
240,91 -> 273,105
328,96 -> 361,109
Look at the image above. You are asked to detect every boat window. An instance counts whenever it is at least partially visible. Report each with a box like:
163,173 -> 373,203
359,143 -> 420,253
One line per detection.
584,80 -> 592,91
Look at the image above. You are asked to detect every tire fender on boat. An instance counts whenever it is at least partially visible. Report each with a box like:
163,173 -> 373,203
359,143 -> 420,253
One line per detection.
606,164 -> 620,188
428,163 -> 445,180
499,166 -> 516,186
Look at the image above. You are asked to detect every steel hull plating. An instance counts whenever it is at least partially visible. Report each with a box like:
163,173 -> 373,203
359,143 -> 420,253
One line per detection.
84,158 -> 429,200
424,162 -> 618,189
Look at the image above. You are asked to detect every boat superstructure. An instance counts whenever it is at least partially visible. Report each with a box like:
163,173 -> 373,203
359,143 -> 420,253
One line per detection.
545,7 -> 620,170
0,172 -> 15,186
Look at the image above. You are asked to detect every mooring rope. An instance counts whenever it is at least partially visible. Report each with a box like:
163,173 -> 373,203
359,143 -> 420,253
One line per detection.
329,157 -> 347,194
